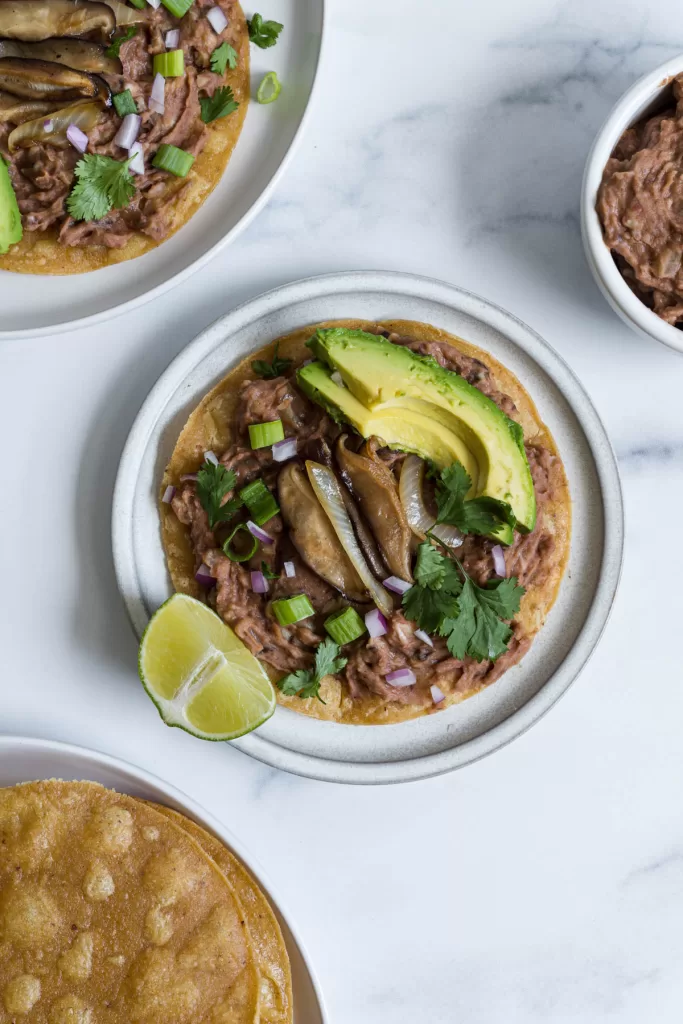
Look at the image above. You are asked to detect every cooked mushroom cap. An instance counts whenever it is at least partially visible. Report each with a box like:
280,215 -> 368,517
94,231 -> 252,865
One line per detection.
0,1 -> 116,43
0,57 -> 109,102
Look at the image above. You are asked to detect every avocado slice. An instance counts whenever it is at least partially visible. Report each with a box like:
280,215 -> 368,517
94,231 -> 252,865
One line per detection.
298,328 -> 536,537
0,157 -> 22,254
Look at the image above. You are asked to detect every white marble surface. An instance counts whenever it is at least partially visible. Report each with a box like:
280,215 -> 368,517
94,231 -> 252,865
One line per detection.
2,0 -> 683,1020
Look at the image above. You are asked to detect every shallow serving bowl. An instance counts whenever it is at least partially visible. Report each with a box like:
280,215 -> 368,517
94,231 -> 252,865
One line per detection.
582,54 -> 683,355
112,270 -> 624,785
0,734 -> 328,1024
0,0 -> 324,340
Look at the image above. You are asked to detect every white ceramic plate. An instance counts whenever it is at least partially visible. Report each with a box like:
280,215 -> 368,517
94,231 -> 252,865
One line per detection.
0,0 -> 325,340
0,734 -> 328,1024
112,270 -> 624,784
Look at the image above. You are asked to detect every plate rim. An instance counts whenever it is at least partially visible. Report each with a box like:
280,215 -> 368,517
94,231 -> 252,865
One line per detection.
0,0 -> 327,343
112,269 -> 625,785
0,732 -> 329,1023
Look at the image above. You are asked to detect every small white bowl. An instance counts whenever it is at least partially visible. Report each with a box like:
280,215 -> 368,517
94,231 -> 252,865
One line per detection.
581,54 -> 683,355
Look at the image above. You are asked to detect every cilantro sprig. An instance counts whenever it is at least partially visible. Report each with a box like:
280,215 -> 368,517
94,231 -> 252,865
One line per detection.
66,154 -> 136,223
402,541 -> 524,663
210,41 -> 238,74
105,26 -> 137,59
276,638 -> 347,703
200,85 -> 239,124
195,460 -> 243,530
251,342 -> 292,380
434,462 -> 516,538
247,13 -> 283,48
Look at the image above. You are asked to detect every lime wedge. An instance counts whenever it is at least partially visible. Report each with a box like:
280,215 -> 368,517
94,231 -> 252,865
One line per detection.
138,594 -> 276,741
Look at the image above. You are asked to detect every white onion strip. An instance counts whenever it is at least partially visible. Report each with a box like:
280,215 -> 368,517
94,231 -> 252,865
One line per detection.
128,141 -> 144,174
306,460 -> 393,616
165,28 -> 180,48
206,5 -> 228,32
114,112 -> 140,150
399,455 -> 463,549
149,72 -> 165,114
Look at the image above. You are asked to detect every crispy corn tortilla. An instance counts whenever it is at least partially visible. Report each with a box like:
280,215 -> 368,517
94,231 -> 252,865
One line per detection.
0,780 -> 260,1023
150,803 -> 293,1024
0,7 -> 249,275
160,318 -> 572,725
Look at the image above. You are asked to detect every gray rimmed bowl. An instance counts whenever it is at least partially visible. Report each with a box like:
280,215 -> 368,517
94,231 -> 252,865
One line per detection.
113,270 -> 624,784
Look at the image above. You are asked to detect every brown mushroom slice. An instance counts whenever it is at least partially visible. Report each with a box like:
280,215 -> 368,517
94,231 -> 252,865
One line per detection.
336,435 -> 413,581
8,99 -> 103,150
0,39 -> 120,75
0,58 -> 110,102
0,1 -> 116,43
0,92 -> 65,124
278,463 -> 367,601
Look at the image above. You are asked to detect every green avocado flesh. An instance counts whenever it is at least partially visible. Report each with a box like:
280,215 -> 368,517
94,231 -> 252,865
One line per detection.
0,158 -> 22,255
297,328 -> 536,540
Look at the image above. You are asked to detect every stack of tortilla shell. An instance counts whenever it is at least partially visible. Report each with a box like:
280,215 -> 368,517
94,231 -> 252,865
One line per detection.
0,780 -> 292,1023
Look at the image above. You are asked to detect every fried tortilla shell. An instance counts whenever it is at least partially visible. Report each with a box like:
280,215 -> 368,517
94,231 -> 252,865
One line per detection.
160,319 -> 572,726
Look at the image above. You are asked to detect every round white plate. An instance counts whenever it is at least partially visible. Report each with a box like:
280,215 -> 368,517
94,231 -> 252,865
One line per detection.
113,270 -> 624,785
0,734 -> 328,1024
0,0 -> 325,340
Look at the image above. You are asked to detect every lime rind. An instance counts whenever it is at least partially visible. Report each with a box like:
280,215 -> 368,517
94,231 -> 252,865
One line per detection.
138,594 -> 276,742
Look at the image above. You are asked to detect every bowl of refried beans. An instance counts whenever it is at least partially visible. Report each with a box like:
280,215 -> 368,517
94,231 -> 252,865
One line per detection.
582,54 -> 683,354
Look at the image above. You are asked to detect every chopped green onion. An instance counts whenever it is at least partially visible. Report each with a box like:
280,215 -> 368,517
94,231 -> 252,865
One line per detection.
324,607 -> 367,645
153,49 -> 185,77
239,479 -> 279,525
272,595 -> 314,626
113,89 -> 137,117
248,419 -> 284,449
126,0 -> 147,8
256,70 -> 281,104
160,0 -> 194,16
152,143 -> 194,177
223,523 -> 258,563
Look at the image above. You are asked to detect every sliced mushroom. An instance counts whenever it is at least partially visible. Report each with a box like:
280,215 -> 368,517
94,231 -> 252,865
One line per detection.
0,1 -> 116,43
278,463 -> 367,601
0,58 -> 109,103
0,39 -> 120,75
336,435 -> 413,581
0,91 -> 65,124
8,99 -> 103,150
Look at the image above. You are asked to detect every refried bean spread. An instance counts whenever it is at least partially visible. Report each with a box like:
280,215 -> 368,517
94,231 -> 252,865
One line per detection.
598,75 -> 683,325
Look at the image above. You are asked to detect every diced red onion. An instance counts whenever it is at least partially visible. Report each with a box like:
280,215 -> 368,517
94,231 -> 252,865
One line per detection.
165,28 -> 180,49
383,576 -> 412,596
247,520 -> 273,545
206,5 -> 228,33
365,608 -> 388,638
386,668 -> 416,687
149,72 -> 165,115
161,485 -> 176,503
195,563 -> 214,588
491,544 -> 506,577
330,370 -> 345,388
250,570 -> 269,594
43,118 -> 54,132
114,112 -> 140,150
128,141 -> 144,175
284,561 -> 296,578
272,437 -> 297,463
204,450 -> 219,466
430,684 -> 446,704
180,473 -> 198,482
66,123 -> 88,153
145,0 -> 161,8
414,628 -> 433,647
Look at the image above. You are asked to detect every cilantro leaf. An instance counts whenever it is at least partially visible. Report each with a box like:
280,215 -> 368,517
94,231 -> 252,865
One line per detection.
435,462 -> 517,538
247,13 -> 283,48
276,637 -> 347,703
195,461 -> 243,529
105,26 -> 136,59
210,41 -> 238,73
251,342 -> 292,380
403,542 -> 462,632
66,154 -> 135,223
200,86 -> 239,124
413,541 -> 448,589
261,561 -> 278,579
